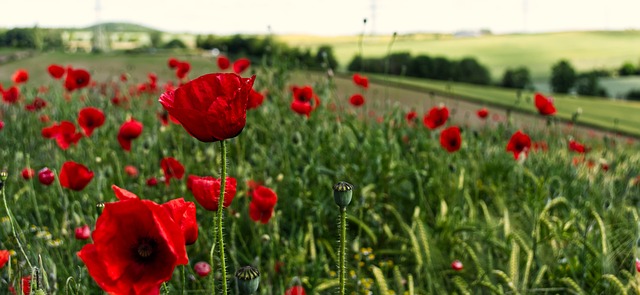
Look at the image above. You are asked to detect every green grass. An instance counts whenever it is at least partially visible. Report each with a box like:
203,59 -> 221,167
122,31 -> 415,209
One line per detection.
279,31 -> 640,80
361,73 -> 640,137
1,52 -> 640,294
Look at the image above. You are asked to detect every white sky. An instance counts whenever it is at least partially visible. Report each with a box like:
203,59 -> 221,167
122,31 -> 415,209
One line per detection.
1,0 -> 639,35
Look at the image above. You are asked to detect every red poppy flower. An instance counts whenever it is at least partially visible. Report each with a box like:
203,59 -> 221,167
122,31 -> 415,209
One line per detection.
568,139 -> 588,153
423,106 -> 449,129
291,86 -> 314,102
120,73 -> 128,82
160,197 -> 198,245
405,111 -> 417,122
352,73 -> 369,89
160,157 -> 185,185
146,177 -> 159,187
477,108 -> 488,119
0,250 -> 9,269
78,107 -> 106,137
290,100 -> 314,117
248,89 -> 265,110
65,67 -> 91,92
194,261 -> 212,277
59,161 -> 94,191
168,57 -> 179,69
21,168 -> 35,180
176,61 -> 191,79
233,58 -> 251,74
77,187 -> 189,295
41,121 -> 83,150
159,73 -> 256,142
532,141 -> 548,152
21,276 -> 31,295
451,260 -> 463,271
117,118 -> 143,151
248,185 -> 278,224
2,86 -> 19,104
25,97 -> 47,112
636,258 -> 640,273
38,168 -> 55,186
439,126 -> 462,153
75,225 -> 91,240
0,121 -> 4,131
534,93 -> 556,116
349,94 -> 365,107
124,165 -> 138,178
285,286 -> 306,295
506,130 -> 531,160
217,55 -> 230,70
47,64 -> 65,79
189,175 -> 237,211
12,69 -> 29,84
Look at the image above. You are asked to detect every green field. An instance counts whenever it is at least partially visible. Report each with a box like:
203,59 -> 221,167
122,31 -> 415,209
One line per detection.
279,31 -> 640,80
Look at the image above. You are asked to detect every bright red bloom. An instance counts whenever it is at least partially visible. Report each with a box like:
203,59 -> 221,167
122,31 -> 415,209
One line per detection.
194,261 -> 212,277
2,86 -> 19,104
47,64 -> 65,79
160,197 -> 198,245
117,118 -> 143,151
21,168 -> 35,180
38,168 -> 55,186
0,250 -> 9,268
0,121 -> 3,131
506,130 -> 531,160
188,175 -> 237,211
176,61 -> 191,79
12,69 -> 29,84
146,177 -> 159,187
248,185 -> 278,224
59,161 -> 94,191
168,57 -> 179,69
21,276 -> 31,295
568,139 -> 589,153
423,106 -> 449,129
290,85 -> 320,117
233,58 -> 251,74
477,108 -> 488,119
120,73 -> 129,82
124,165 -> 138,178
636,258 -> 640,273
77,186 -> 189,295
439,126 -> 462,153
78,107 -> 106,137
451,260 -> 463,271
65,67 -> 91,92
160,157 -> 185,185
159,73 -> 256,142
352,73 -> 369,89
285,286 -> 306,295
217,55 -> 230,70
291,86 -> 314,102
290,100 -> 314,117
406,111 -> 418,122
41,121 -> 83,150
248,89 -> 265,110
349,94 -> 365,107
25,97 -> 47,112
534,93 -> 556,116
75,225 -> 91,240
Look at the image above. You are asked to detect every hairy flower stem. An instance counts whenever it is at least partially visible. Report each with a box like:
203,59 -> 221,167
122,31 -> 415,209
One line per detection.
216,140 -> 228,295
1,175 -> 33,269
339,207 -> 347,295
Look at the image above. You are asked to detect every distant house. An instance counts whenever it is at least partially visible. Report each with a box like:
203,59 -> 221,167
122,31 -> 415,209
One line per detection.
61,29 -> 197,52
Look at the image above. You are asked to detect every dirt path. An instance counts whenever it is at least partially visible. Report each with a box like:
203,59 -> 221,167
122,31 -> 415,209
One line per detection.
292,71 -> 636,143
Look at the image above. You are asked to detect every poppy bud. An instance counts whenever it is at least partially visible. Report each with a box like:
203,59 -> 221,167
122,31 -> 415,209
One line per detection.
333,181 -> 353,209
451,260 -> 463,271
0,170 -> 7,190
235,265 -> 260,294
194,261 -> 212,277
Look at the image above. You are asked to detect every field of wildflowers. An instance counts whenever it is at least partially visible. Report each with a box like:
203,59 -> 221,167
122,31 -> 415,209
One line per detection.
1,52 -> 640,294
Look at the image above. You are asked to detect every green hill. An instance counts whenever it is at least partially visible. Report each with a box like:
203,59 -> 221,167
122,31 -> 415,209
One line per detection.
83,22 -> 159,33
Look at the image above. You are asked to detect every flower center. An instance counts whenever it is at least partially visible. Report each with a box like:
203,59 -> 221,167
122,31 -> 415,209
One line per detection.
134,237 -> 157,263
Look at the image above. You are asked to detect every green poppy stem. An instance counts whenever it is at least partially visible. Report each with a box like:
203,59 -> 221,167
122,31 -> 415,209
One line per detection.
1,172 -> 33,269
216,140 -> 228,295
339,207 -> 347,295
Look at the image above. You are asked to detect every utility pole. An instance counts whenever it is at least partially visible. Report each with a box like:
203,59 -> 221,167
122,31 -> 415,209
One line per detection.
93,0 -> 109,52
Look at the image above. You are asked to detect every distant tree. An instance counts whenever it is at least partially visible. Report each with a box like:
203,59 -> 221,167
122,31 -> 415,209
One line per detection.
347,55 -> 363,72
550,60 -> 576,94
315,45 -> 338,69
407,55 -> 433,78
431,57 -> 454,80
453,57 -> 491,85
149,31 -> 163,48
387,52 -> 412,75
575,73 -> 607,97
501,67 -> 531,89
163,39 -> 187,49
2,28 -> 38,48
626,89 -> 640,101
618,62 -> 636,76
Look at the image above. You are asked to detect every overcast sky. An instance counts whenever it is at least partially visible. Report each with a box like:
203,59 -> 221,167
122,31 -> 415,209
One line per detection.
1,0 -> 639,35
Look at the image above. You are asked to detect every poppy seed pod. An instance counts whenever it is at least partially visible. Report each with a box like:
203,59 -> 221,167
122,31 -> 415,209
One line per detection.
0,170 -> 7,190
235,265 -> 260,294
333,181 -> 353,209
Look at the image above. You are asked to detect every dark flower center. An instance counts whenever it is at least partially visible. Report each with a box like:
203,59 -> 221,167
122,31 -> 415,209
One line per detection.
76,77 -> 86,85
134,237 -> 158,263
449,138 -> 458,147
